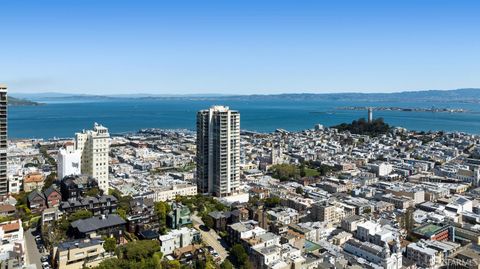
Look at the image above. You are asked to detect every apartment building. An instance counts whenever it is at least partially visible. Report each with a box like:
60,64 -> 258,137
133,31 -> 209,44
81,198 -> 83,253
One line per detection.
0,85 -> 6,196
54,238 -> 112,269
75,123 -> 110,193
196,106 -> 240,197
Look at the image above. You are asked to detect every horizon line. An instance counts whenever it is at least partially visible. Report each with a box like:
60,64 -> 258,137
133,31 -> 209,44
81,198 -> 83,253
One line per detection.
8,87 -> 480,97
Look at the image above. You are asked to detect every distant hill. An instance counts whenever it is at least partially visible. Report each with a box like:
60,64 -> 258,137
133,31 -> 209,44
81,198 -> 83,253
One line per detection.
8,96 -> 41,106
12,88 -> 480,103
332,118 -> 391,136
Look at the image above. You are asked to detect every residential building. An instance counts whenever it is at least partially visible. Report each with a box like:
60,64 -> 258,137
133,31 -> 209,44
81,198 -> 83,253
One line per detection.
44,186 -> 62,208
266,207 -> 299,226
27,190 -> 47,214
126,196 -> 156,233
7,175 -> 21,194
23,172 -> 45,192
208,211 -> 231,232
0,85 -> 6,196
230,208 -> 249,223
343,238 -> 403,269
196,106 -> 240,197
60,175 -> 99,201
159,227 -> 201,255
341,215 -> 365,233
226,220 -> 266,245
75,123 -> 110,193
60,195 -> 117,216
250,243 -> 303,269
0,219 -> 25,267
311,202 -> 343,224
167,202 -> 192,229
149,184 -> 197,202
0,204 -> 15,217
53,238 -> 112,269
406,242 -> 437,269
69,214 -> 126,238
412,223 -> 451,241
381,193 -> 414,210
41,207 -> 64,226
57,142 -> 81,180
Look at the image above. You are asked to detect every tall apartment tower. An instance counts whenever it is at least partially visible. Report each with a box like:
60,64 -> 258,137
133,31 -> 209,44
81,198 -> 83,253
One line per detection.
0,85 -> 6,196
75,123 -> 110,194
196,106 -> 240,197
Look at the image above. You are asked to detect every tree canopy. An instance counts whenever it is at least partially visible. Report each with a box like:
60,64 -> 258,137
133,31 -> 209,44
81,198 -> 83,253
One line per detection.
333,117 -> 390,136
154,201 -> 172,235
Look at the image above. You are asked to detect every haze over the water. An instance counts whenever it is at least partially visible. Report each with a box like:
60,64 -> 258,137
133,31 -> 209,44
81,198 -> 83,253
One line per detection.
2,0 -> 480,95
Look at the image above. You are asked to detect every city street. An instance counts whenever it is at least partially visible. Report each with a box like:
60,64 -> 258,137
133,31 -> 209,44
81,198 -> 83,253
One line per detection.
191,214 -> 229,262
24,229 -> 42,269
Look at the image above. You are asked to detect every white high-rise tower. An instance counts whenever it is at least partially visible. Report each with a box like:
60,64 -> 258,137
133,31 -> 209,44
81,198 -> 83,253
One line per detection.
75,123 -> 110,193
196,106 -> 240,197
0,85 -> 6,196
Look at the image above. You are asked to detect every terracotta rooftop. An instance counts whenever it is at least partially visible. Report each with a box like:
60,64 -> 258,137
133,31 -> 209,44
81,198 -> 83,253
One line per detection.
24,173 -> 45,183
0,220 -> 21,233
0,204 -> 16,213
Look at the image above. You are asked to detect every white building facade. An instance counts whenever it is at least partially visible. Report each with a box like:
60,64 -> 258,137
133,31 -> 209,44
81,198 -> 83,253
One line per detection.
196,106 -> 240,197
57,142 -> 82,179
75,123 -> 110,193
159,227 -> 200,255
0,219 -> 25,266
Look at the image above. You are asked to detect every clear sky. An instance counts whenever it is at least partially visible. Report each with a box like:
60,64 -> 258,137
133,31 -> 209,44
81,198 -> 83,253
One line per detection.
1,0 -> 479,95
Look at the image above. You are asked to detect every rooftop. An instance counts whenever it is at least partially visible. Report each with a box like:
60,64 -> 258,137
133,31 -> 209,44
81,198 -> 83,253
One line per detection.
70,214 -> 125,233
413,223 -> 448,237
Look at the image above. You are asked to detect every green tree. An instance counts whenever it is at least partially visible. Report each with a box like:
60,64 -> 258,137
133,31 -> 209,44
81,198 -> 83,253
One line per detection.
202,215 -> 214,229
68,209 -> 93,222
117,208 -> 127,220
204,254 -> 216,269
152,252 -> 163,269
95,258 -> 125,269
0,215 -> 14,223
103,237 -> 117,253
221,259 -> 234,269
109,189 -> 133,213
163,260 -> 181,269
42,172 -> 57,191
96,241 -> 163,269
85,187 -> 101,197
155,201 -> 172,234
270,164 -> 300,181
57,216 -> 70,231
295,186 -> 304,195
40,145 -> 56,166
230,244 -> 249,268
264,196 -> 281,208
299,164 -> 306,177
118,240 -> 160,261
332,117 -> 390,136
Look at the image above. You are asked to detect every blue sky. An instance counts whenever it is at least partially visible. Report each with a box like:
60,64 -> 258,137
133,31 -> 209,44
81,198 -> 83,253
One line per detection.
1,0 -> 479,95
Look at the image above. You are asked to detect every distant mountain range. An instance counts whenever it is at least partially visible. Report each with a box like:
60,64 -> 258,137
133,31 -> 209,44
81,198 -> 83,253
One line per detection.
9,96 -> 41,106
10,88 -> 480,104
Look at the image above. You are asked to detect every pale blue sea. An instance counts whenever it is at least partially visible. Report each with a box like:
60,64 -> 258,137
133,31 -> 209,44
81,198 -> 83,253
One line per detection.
8,98 -> 480,139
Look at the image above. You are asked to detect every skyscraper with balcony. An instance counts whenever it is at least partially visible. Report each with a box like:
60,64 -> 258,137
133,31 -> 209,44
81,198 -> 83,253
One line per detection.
0,85 -> 6,196
75,123 -> 110,194
196,106 -> 240,197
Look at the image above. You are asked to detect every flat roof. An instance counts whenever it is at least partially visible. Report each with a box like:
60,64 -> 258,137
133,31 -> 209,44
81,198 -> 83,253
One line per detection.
413,223 -> 447,237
